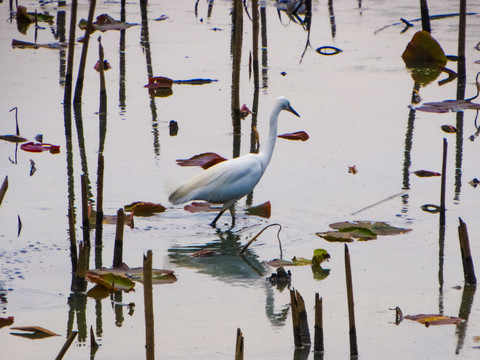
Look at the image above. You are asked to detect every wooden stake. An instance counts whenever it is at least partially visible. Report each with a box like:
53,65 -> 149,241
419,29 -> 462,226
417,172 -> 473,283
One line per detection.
290,289 -> 302,347
144,251 -> 155,360
458,218 -> 477,285
314,293 -> 324,353
419,0 -> 431,33
95,152 -> 104,247
235,328 -> 244,360
296,290 -> 311,346
344,244 -> 358,357
113,208 -> 125,268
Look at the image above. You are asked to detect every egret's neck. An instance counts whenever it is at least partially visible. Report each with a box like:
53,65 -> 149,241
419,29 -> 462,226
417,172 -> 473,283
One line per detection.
258,105 -> 281,168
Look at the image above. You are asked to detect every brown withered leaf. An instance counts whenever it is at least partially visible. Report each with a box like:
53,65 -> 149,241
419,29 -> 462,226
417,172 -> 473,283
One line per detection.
124,201 -> 166,216
0,135 -> 28,143
348,165 -> 358,174
0,317 -> 14,329
176,152 -> 227,169
441,125 -> 458,133
10,326 -> 59,339
245,201 -> 271,218
413,170 -> 441,177
404,314 -> 464,327
144,76 -> 173,89
278,131 -> 309,141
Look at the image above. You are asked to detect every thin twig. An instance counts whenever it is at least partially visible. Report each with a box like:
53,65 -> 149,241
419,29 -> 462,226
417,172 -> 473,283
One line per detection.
238,223 -> 282,258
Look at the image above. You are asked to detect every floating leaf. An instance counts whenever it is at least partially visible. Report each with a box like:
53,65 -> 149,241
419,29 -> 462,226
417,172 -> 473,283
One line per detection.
173,78 -> 218,85
240,104 -> 252,118
267,257 -> 312,267
311,249 -> 330,266
318,221 -> 411,242
416,100 -> 480,113
441,125 -> 458,133
184,201 -> 218,213
144,76 -> 173,89
469,178 -> 479,188
88,264 -> 177,285
0,317 -> 14,329
278,131 -> 309,141
10,326 -> 59,339
12,39 -> 67,49
16,6 -> 54,24
124,201 -> 166,216
0,135 -> 28,143
86,284 -> 111,299
94,59 -> 111,72
85,272 -> 136,292
20,142 -> 60,154
245,201 -> 271,218
79,14 -> 138,32
413,170 -> 441,177
348,165 -> 358,174
402,31 -> 447,65
176,152 -> 227,169
404,313 -> 464,327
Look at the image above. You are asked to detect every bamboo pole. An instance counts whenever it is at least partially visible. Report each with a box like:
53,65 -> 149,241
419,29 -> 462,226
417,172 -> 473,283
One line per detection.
344,244 -> 358,357
458,218 -> 477,285
439,138 -> 447,226
81,174 -> 90,246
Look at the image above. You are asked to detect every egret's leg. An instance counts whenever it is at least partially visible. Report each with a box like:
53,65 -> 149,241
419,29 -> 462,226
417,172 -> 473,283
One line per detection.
228,205 -> 236,228
210,208 -> 226,227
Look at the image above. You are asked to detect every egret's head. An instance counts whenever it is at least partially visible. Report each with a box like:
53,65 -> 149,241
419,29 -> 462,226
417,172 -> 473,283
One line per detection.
277,96 -> 300,117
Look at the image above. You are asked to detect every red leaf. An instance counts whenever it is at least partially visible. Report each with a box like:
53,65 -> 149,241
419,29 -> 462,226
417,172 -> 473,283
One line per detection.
240,104 -> 252,118
184,201 -> 218,213
245,201 -> 271,218
278,131 -> 309,141
20,142 -> 60,154
144,76 -> 173,89
176,152 -> 227,169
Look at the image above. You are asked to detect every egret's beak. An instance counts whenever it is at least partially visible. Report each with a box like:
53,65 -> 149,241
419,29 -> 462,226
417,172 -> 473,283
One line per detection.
288,105 -> 300,118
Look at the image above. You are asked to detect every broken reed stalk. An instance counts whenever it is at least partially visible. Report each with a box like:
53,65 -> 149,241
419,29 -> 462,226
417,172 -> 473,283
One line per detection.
90,325 -> 98,347
235,328 -> 244,360
251,0 -> 259,89
95,153 -> 104,247
290,289 -> 302,347
73,0 -> 96,104
143,250 -> 155,360
238,223 -> 282,258
296,290 -> 311,346
314,293 -> 324,353
344,244 -> 358,357
439,138 -> 447,226
81,174 -> 90,246
458,218 -> 477,285
0,175 -> 8,208
113,208 -> 125,268
54,330 -> 78,360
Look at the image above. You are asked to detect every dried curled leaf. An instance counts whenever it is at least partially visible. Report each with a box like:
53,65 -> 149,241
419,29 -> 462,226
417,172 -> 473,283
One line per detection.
413,170 -> 441,177
124,201 -> 166,216
277,131 -> 309,141
245,201 -> 271,218
10,326 -> 59,339
176,152 -> 227,169
404,314 -> 464,327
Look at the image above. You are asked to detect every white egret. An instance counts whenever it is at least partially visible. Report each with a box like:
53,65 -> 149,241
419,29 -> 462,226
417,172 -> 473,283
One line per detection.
169,97 -> 300,227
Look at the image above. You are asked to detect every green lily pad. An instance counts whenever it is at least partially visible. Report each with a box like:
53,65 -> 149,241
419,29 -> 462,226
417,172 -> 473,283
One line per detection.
317,221 -> 411,242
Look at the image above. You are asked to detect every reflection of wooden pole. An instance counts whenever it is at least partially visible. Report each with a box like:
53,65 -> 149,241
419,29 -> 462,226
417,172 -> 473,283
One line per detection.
81,174 -> 90,246
95,153 -> 104,249
440,138 -> 447,226
314,293 -> 324,353
73,0 -> 96,104
231,0 -> 243,157
252,0 -> 259,89
457,0 -> 467,93
144,250 -> 155,360
344,244 -> 358,357
64,0 -> 77,104
0,176 -> 8,207
458,218 -> 477,285
419,0 -> 431,33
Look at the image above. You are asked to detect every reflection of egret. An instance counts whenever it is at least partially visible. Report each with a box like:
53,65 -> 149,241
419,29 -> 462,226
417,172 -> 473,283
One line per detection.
169,97 -> 300,227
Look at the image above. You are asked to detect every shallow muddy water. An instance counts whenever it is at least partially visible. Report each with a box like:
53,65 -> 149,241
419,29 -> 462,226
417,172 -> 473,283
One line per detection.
1,0 -> 480,359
